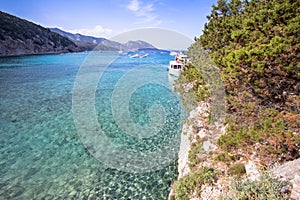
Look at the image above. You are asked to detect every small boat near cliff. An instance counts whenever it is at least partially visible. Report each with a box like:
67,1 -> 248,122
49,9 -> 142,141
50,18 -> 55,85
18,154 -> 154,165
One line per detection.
169,51 -> 177,56
168,60 -> 182,77
168,52 -> 188,77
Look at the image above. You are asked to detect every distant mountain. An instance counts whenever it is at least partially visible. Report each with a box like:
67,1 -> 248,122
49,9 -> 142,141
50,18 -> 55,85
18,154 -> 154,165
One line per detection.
0,11 -> 157,57
50,28 -> 106,44
123,40 -> 155,51
0,11 -> 80,57
50,28 -> 156,51
137,48 -> 170,53
50,28 -> 120,51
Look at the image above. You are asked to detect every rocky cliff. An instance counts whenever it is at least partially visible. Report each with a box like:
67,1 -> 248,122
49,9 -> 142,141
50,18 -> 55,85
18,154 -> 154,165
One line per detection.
0,11 -> 80,57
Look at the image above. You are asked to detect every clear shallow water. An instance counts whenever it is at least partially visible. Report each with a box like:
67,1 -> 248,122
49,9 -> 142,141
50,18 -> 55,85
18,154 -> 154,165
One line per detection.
0,51 -> 183,199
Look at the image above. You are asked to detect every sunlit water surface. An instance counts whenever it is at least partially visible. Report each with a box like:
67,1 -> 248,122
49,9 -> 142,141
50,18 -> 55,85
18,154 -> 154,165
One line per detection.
0,51 -> 183,199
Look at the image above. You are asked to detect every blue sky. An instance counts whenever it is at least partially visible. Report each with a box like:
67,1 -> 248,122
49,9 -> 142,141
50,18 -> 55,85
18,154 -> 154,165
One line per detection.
0,0 -> 217,40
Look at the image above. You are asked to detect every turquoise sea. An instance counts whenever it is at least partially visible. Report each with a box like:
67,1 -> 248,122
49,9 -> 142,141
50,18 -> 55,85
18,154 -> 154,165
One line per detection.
0,50 -> 184,199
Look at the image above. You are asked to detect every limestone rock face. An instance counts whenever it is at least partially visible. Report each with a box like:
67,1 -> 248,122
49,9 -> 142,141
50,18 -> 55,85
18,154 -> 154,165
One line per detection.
245,160 -> 260,181
272,158 -> 300,200
0,11 -> 79,57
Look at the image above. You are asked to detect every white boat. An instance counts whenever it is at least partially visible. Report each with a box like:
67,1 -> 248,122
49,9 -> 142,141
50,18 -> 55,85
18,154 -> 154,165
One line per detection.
130,53 -> 149,58
175,52 -> 189,63
168,52 -> 189,77
169,51 -> 177,56
168,60 -> 182,77
130,53 -> 140,58
141,53 -> 149,58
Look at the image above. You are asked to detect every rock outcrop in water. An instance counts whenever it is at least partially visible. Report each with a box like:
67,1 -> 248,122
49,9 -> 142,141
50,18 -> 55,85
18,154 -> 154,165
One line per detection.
0,11 -> 80,57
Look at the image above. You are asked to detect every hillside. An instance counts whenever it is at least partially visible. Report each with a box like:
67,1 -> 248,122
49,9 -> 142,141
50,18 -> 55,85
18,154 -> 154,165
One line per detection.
50,28 -> 121,51
0,11 -> 156,57
171,0 -> 300,199
50,28 -> 156,51
123,40 -> 155,51
0,11 -> 80,57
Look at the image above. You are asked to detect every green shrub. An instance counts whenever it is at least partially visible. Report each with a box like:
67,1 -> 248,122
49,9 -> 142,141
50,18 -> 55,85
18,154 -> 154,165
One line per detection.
175,61 -> 210,110
188,141 -> 203,169
221,172 -> 291,200
214,152 -> 238,163
174,167 -> 217,200
217,108 -> 300,165
228,163 -> 246,177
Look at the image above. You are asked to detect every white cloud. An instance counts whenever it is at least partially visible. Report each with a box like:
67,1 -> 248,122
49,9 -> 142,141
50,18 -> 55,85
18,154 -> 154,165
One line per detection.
126,0 -> 161,25
127,0 -> 140,11
67,25 -> 113,38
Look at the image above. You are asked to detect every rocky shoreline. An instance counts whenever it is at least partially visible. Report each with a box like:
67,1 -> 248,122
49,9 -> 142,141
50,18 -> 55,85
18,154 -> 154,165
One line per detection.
169,101 -> 300,199
168,101 -> 226,200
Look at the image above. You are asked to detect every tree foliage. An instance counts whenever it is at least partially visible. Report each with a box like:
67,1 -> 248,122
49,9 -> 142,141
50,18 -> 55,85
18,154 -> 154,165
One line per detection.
200,0 -> 300,107
173,1 -> 299,198
197,0 -> 300,165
